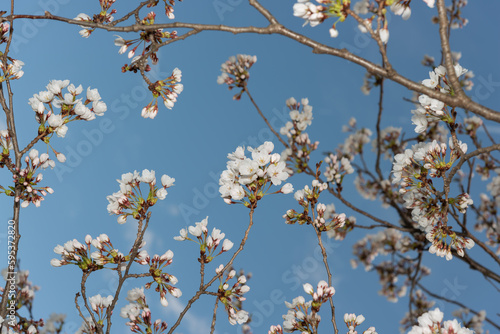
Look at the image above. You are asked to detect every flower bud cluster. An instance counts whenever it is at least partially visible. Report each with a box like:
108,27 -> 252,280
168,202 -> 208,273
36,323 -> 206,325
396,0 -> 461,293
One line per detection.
174,216 -> 234,263
28,80 -> 106,140
88,294 -> 113,323
3,149 -> 56,208
283,180 -> 334,227
282,281 -> 335,333
293,0 -> 349,38
121,288 -> 169,334
0,269 -> 39,319
115,12 -> 178,73
219,141 -> 292,206
321,203 -> 355,240
121,288 -> 166,332
0,58 -> 24,82
411,64 -> 469,133
217,54 -> 257,100
142,68 -> 183,118
135,249 -> 181,308
280,98 -> 318,174
51,235 -> 105,271
146,0 -> 181,19
407,308 -> 473,334
344,313 -> 377,334
74,1 -> 116,39
391,138 -> 474,259
323,153 -> 354,186
426,222 -> 474,261
216,266 -> 251,325
106,170 -> 175,223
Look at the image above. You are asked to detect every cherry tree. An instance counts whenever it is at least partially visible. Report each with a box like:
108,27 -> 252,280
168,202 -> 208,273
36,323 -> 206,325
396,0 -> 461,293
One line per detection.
0,0 -> 498,333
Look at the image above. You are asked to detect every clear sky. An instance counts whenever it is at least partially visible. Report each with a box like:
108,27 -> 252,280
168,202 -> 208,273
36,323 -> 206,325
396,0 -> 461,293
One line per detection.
1,0 -> 499,333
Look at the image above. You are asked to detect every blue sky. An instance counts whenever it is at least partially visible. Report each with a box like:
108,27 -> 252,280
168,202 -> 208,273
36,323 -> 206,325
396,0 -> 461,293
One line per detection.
1,0 -> 499,333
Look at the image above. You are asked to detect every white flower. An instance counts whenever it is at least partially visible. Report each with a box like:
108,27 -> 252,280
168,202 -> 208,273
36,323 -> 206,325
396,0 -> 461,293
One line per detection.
47,114 -> 64,128
281,183 -> 294,194
379,28 -> 389,44
174,228 -> 188,241
303,283 -> 313,294
92,100 -> 107,116
126,287 -> 145,302
423,0 -> 435,8
56,124 -> 68,137
86,87 -> 101,101
68,84 -> 83,95
156,188 -> 168,200
140,169 -> 156,184
329,27 -> 338,38
222,239 -> 234,251
56,153 -> 66,163
50,259 -> 62,267
161,175 -> 175,187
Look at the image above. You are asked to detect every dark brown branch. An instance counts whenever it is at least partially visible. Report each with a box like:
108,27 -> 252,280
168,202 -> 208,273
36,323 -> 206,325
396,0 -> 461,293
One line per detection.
2,13 -> 499,122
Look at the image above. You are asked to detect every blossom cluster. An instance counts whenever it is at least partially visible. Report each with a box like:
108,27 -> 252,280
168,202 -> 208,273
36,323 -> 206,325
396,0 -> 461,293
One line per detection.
323,153 -> 354,187
0,269 -> 40,331
74,0 -> 116,38
321,203 -> 355,240
216,266 -> 251,325
280,281 -> 335,333
0,149 -> 55,208
391,138 -> 475,260
411,64 -> 469,134
146,0 -> 182,19
219,141 -> 293,205
217,54 -> 257,100
121,287 -> 169,333
0,57 -> 24,82
50,234 -> 105,271
142,68 -> 183,118
293,0 -> 349,38
115,12 -> 178,73
280,97 -> 318,174
106,169 -> 175,223
88,294 -> 113,323
344,313 -> 377,334
337,118 -> 372,160
174,216 -> 234,263
28,80 -> 106,140
407,308 -> 473,334
135,249 -> 181,307
284,180 -> 347,234
352,228 -> 424,302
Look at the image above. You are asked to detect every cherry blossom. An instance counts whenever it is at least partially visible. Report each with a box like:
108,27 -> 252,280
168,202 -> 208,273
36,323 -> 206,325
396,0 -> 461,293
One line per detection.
219,141 -> 292,205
